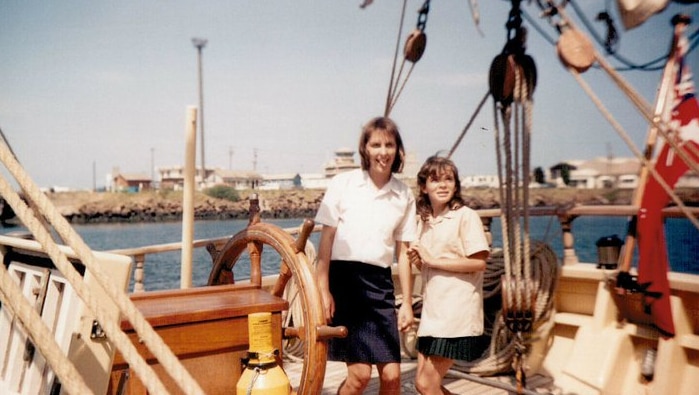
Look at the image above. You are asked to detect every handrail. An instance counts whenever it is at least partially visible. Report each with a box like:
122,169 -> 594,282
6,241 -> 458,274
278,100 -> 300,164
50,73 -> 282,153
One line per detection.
105,205 -> 697,292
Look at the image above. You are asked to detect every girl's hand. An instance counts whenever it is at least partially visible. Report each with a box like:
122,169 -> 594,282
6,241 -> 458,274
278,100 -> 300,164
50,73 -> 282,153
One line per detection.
407,246 -> 423,270
409,245 -> 435,269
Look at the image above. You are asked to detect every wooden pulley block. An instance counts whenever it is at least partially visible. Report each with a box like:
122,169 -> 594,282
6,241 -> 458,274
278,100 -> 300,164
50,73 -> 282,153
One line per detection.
557,28 -> 595,73
489,53 -> 516,104
404,29 -> 427,63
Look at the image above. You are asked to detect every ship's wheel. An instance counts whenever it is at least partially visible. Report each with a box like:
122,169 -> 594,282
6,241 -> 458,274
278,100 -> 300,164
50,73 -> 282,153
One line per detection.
206,209 -> 345,394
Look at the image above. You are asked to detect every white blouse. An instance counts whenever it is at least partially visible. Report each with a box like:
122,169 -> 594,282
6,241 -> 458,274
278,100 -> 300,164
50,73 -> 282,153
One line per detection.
315,169 -> 417,268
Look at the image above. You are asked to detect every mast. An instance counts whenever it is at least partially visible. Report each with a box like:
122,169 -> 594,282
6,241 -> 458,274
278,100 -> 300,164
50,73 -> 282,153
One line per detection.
617,16 -> 688,274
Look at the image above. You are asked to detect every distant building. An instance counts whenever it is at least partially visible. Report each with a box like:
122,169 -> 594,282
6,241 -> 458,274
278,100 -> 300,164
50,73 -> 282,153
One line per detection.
462,174 -> 499,189
299,173 -> 328,189
551,156 -> 697,189
209,169 -> 262,190
395,151 -> 419,188
564,157 -> 640,188
323,148 -> 360,178
259,173 -> 301,190
112,172 -> 152,192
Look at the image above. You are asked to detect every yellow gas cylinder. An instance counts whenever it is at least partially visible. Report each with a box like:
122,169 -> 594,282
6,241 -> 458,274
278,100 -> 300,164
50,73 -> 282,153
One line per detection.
236,312 -> 291,395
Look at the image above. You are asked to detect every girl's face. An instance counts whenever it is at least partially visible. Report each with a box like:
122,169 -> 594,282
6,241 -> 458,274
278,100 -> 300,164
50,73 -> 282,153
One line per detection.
421,169 -> 456,212
365,130 -> 397,176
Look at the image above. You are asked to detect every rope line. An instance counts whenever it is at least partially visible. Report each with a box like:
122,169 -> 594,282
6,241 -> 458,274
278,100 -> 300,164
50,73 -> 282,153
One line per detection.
451,241 -> 558,375
384,0 -> 409,117
569,68 -> 699,230
0,140 -> 206,395
447,90 -> 490,159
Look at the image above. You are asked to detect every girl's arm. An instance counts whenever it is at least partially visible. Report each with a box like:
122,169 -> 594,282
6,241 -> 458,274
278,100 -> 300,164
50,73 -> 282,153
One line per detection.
411,245 -> 489,273
316,225 -> 337,323
395,240 -> 414,332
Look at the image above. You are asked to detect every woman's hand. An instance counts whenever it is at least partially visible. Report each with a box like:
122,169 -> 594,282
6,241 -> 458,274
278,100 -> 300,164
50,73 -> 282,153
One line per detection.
320,288 -> 335,324
397,302 -> 414,332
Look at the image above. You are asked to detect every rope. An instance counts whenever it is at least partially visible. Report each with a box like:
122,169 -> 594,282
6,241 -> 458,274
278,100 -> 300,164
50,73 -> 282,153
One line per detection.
386,61 -> 418,116
0,141 -> 206,395
384,0 -> 409,117
569,68 -> 699,231
447,90 -> 490,159
451,241 -> 559,376
492,102 -> 514,309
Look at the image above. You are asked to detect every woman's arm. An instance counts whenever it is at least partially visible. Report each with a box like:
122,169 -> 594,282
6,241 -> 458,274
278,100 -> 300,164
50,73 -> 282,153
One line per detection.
395,240 -> 414,332
316,225 -> 337,323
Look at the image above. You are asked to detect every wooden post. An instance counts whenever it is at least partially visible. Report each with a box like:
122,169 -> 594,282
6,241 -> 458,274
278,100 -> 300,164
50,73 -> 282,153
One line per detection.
133,254 -> 145,292
181,106 -> 197,289
557,214 -> 579,265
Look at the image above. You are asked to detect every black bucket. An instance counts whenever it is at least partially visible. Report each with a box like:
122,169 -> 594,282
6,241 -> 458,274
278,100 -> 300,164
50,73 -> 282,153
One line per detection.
596,234 -> 623,269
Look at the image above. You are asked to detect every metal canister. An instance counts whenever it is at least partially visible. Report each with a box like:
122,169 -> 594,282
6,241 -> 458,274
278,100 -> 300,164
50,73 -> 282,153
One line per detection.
595,234 -> 623,269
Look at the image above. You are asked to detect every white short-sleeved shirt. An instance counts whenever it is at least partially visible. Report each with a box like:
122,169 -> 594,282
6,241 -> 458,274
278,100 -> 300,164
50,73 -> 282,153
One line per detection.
315,169 -> 417,268
416,206 -> 490,337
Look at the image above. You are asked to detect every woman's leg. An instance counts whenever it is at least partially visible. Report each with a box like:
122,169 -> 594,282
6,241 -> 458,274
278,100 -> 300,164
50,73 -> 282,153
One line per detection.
339,362 -> 372,395
415,353 -> 454,395
376,362 -> 402,395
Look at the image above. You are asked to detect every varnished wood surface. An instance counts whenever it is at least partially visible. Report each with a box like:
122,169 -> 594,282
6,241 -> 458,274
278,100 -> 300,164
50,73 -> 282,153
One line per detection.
121,284 -> 288,330
110,285 -> 288,394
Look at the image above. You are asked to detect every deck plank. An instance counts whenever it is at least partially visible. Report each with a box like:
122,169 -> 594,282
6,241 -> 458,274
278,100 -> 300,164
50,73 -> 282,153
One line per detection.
283,357 -> 555,394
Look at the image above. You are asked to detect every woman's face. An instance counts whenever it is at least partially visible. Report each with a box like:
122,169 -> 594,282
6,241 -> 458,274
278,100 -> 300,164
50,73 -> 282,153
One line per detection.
365,130 -> 397,176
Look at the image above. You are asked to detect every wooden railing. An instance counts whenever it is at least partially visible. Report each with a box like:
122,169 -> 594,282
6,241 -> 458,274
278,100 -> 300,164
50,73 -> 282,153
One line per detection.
105,205 -> 697,293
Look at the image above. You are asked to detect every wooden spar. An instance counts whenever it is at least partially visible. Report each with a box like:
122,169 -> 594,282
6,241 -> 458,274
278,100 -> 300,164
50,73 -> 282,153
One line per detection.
180,106 -> 197,288
618,18 -> 686,273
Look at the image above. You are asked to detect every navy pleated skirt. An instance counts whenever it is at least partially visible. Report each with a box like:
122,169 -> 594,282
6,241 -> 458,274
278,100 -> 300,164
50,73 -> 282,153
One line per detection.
327,260 -> 401,364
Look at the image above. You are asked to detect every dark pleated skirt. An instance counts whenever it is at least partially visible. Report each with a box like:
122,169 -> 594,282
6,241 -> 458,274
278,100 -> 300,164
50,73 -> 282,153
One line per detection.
327,260 -> 401,364
416,335 -> 488,362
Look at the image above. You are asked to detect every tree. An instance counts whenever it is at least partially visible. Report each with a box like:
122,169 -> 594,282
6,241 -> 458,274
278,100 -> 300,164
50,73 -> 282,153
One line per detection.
534,167 -> 545,184
561,166 -> 571,186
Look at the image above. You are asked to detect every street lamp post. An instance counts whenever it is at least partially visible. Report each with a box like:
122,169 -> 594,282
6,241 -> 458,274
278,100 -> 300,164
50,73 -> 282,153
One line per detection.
192,37 -> 207,185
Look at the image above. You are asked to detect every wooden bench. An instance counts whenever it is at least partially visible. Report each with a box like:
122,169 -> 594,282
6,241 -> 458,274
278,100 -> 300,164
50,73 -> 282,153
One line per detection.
108,284 -> 288,395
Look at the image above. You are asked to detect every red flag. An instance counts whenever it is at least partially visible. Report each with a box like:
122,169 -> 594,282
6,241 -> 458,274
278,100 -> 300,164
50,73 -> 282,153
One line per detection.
637,29 -> 699,337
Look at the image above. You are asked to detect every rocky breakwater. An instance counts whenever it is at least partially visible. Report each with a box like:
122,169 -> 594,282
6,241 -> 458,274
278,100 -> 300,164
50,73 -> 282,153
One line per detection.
49,190 -> 327,224
44,187 -> 698,225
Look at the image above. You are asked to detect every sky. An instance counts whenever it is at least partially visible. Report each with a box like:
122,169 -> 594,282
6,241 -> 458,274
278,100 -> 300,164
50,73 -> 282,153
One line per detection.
1,1 -> 698,190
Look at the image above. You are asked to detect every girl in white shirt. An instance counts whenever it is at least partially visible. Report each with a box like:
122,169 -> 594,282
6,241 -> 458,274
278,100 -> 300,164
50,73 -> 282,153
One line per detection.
408,156 -> 490,395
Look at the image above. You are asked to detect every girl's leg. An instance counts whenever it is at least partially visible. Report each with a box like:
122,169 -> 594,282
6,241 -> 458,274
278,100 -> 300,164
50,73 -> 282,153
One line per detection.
376,362 -> 402,395
339,362 -> 372,395
415,353 -> 454,395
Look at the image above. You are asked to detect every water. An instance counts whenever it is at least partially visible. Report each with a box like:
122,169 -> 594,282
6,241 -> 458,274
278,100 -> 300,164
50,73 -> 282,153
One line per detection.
2,216 -> 696,291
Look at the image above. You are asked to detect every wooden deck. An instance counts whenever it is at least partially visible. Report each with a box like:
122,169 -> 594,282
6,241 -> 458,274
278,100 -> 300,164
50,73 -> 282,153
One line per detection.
282,357 -> 555,394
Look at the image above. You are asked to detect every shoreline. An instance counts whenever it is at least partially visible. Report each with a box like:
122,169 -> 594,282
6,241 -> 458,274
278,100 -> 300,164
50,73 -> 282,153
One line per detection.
13,187 -> 697,225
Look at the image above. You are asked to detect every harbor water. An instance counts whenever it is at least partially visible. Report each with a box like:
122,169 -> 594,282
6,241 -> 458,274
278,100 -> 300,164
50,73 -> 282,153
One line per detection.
3,216 -> 697,291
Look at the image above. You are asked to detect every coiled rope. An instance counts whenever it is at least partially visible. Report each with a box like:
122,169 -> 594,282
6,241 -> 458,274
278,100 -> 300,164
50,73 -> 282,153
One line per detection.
451,241 -> 558,376
0,139 -> 205,394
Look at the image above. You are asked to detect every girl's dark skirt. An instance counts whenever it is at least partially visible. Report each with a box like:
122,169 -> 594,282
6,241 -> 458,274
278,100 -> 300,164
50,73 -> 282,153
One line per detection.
416,336 -> 488,361
327,260 -> 401,364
